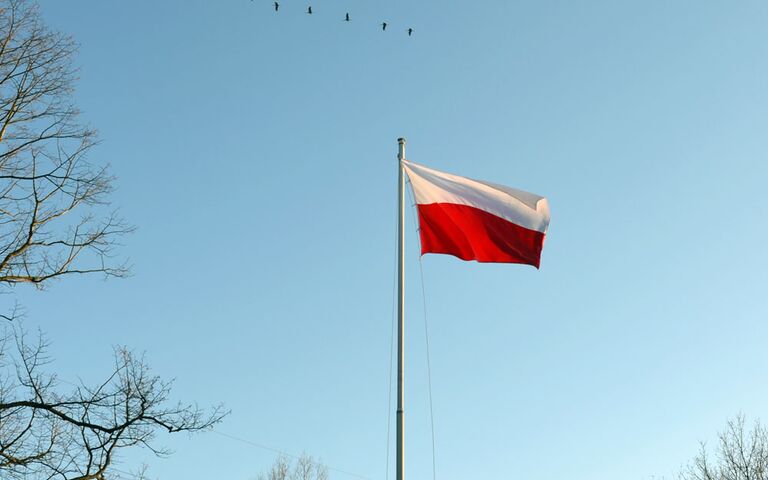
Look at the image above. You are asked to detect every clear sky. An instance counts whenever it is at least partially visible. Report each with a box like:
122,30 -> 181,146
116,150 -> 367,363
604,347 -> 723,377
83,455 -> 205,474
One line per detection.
13,1 -> 768,479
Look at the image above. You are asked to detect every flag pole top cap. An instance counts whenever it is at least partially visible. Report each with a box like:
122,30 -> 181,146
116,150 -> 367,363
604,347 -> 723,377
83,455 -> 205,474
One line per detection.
398,137 -> 406,144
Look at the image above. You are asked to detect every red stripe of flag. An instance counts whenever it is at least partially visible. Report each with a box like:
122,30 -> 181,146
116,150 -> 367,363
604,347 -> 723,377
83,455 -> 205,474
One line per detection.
416,203 -> 546,268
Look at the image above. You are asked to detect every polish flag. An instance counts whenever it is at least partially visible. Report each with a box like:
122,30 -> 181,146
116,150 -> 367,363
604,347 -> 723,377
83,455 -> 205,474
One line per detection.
403,160 -> 550,268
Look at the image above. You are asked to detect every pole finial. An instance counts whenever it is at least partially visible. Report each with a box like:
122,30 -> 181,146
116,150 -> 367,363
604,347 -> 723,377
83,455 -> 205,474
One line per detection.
398,137 -> 406,145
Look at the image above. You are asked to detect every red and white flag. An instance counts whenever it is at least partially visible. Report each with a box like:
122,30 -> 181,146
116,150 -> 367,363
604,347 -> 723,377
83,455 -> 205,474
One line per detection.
403,160 -> 550,268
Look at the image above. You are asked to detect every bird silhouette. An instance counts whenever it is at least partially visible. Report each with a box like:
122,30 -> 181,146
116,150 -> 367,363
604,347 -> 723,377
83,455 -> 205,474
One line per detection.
345,12 -> 350,22
382,22 -> 387,31
307,5 -> 312,14
274,2 -> 279,11
407,28 -> 414,36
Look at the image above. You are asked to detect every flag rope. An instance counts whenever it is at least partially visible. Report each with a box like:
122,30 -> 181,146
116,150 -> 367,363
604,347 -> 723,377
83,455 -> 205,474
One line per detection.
417,256 -> 438,480
406,178 -> 438,480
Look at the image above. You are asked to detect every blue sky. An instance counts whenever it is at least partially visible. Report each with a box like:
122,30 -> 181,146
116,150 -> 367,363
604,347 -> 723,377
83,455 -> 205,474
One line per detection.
12,0 -> 768,479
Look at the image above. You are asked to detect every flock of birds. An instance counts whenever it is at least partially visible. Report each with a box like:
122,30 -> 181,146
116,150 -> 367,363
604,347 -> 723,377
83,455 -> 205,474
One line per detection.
259,1 -> 415,36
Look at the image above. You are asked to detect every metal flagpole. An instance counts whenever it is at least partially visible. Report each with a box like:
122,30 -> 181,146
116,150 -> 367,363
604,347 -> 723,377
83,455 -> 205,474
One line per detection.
396,137 -> 406,480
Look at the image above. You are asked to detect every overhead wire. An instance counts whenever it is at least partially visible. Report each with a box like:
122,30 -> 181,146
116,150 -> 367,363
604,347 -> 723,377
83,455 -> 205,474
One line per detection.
51,378 -> 375,480
213,430 -> 374,480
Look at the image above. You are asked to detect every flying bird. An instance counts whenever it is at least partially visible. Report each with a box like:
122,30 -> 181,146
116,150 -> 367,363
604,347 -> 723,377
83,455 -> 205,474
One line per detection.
274,2 -> 279,11
382,22 -> 387,31
407,28 -> 414,36
345,12 -> 350,22
307,5 -> 312,14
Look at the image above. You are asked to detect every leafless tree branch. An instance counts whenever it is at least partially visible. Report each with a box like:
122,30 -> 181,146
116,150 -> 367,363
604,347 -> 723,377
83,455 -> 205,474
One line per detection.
0,324 -> 228,480
679,415 -> 768,480
0,0 -> 132,292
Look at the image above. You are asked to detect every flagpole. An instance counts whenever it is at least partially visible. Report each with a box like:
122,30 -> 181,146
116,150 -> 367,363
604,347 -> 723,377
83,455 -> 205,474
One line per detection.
396,137 -> 406,480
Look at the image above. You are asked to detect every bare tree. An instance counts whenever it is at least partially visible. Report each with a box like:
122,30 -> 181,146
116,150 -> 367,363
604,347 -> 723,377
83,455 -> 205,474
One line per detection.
259,454 -> 330,480
0,324 -> 227,479
679,415 -> 768,480
0,2 -> 227,478
0,0 -> 130,291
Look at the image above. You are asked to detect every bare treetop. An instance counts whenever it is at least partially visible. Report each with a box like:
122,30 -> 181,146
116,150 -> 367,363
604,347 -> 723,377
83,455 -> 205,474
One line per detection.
259,454 -> 330,480
680,415 -> 768,480
0,0 -> 131,290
